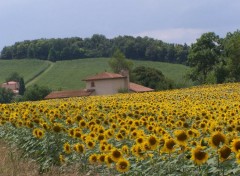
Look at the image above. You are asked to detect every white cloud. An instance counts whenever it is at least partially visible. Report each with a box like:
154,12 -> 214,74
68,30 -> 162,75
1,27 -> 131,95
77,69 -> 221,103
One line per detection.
134,28 -> 209,44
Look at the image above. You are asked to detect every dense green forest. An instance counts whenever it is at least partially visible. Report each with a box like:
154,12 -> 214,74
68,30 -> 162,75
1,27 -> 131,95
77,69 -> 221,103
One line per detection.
0,35 -> 189,64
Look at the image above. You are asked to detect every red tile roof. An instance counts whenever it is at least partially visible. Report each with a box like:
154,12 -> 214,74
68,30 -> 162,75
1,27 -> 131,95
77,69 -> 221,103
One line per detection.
129,82 -> 154,92
83,72 -> 126,81
44,89 -> 94,99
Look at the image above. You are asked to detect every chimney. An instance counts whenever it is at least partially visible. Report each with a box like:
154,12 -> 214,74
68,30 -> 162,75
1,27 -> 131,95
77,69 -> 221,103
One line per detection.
120,69 -> 129,91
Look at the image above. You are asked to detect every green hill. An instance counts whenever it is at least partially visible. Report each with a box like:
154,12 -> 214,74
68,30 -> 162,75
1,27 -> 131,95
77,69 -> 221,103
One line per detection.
0,58 -> 192,90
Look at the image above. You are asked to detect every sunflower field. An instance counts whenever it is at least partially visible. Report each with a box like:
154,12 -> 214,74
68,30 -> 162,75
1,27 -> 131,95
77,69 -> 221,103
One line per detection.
1,83 -> 240,175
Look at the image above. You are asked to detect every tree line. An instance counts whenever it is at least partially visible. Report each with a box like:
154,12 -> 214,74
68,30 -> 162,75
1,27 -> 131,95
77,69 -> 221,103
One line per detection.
187,30 -> 240,84
0,34 -> 189,64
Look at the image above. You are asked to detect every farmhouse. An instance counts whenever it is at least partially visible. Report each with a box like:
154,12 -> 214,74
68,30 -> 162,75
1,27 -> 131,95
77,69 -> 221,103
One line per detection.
45,71 -> 153,99
0,81 -> 20,94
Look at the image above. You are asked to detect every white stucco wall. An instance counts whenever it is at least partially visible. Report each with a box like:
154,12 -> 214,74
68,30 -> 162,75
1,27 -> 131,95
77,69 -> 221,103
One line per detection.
85,78 -> 128,95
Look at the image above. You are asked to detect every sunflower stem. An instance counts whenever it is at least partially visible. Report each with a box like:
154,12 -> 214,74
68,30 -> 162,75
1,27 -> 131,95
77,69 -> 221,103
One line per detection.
168,152 -> 171,175
217,149 -> 220,176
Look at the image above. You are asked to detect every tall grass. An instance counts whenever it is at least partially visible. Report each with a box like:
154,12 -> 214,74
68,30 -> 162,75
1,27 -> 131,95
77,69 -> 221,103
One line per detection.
0,140 -> 86,176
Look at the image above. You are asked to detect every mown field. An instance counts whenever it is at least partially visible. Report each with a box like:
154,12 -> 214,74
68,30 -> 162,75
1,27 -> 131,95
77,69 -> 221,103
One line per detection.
0,59 -> 51,84
1,83 -> 240,175
0,58 -> 192,90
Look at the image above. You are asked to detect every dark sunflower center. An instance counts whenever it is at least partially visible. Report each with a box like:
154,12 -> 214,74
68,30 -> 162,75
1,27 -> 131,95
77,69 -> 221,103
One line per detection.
212,134 -> 225,147
113,150 -> 121,158
120,161 -> 127,169
234,141 -> 240,151
149,137 -> 157,145
195,150 -> 206,160
177,132 -> 187,141
219,146 -> 231,159
166,140 -> 176,149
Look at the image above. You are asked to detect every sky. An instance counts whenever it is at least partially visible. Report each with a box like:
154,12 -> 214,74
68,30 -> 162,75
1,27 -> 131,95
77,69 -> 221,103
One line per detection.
0,0 -> 240,50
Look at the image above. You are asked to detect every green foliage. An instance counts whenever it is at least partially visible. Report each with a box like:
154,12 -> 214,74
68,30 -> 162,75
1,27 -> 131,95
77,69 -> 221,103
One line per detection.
188,32 -> 222,84
0,87 -> 14,103
118,88 -> 129,93
23,84 -> 51,101
108,49 -> 133,73
0,35 -> 189,64
132,66 -> 174,90
5,72 -> 22,82
19,77 -> 25,95
223,30 -> 240,82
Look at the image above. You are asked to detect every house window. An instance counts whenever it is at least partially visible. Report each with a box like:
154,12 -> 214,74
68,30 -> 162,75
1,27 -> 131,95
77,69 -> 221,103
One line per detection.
91,81 -> 95,87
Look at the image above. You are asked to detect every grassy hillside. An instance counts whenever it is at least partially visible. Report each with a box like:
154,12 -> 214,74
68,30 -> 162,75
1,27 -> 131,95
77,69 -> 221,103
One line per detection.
0,58 -> 192,90
0,59 -> 51,83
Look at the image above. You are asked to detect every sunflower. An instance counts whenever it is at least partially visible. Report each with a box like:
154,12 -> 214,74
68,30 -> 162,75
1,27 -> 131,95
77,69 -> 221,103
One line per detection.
32,128 -> 39,138
130,130 -> 137,139
37,128 -> 45,139
98,154 -> 106,164
134,136 -> 144,144
52,123 -> 62,133
97,134 -> 105,141
65,117 -> 73,125
218,145 -> 231,162
79,120 -> 87,128
63,142 -> 71,154
32,128 -> 45,139
111,148 -> 123,162
105,154 -> 114,167
163,138 -> 176,153
116,158 -> 130,173
121,145 -> 129,156
147,135 -> 159,150
86,139 -> 96,149
142,141 -> 151,151
89,154 -> 98,164
236,152 -> 240,164
73,143 -> 85,153
131,144 -> 145,160
105,129 -> 114,138
191,146 -> 209,165
100,143 -> 107,153
209,131 -> 226,149
59,154 -> 65,164
116,133 -> 124,141
231,138 -> 240,153
174,130 -> 188,146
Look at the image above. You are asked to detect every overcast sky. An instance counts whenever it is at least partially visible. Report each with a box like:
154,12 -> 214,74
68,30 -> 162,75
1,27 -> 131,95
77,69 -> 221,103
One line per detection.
0,0 -> 239,50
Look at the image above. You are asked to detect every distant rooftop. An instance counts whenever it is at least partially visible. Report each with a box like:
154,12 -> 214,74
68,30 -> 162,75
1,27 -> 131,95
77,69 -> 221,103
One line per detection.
83,72 -> 126,81
44,89 -> 94,99
2,81 -> 18,85
129,82 -> 154,93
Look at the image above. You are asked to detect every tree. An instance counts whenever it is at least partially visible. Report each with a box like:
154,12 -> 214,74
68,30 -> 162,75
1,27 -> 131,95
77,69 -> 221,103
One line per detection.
23,84 -> 51,101
223,30 -> 240,81
19,77 -> 25,95
187,32 -> 222,84
0,87 -> 14,103
6,72 -> 21,82
131,66 -> 174,90
108,49 -> 133,73
0,46 -> 12,59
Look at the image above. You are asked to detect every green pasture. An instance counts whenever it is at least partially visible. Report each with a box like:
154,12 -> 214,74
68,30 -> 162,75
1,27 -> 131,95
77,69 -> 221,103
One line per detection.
0,59 -> 51,84
0,58 -> 192,90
